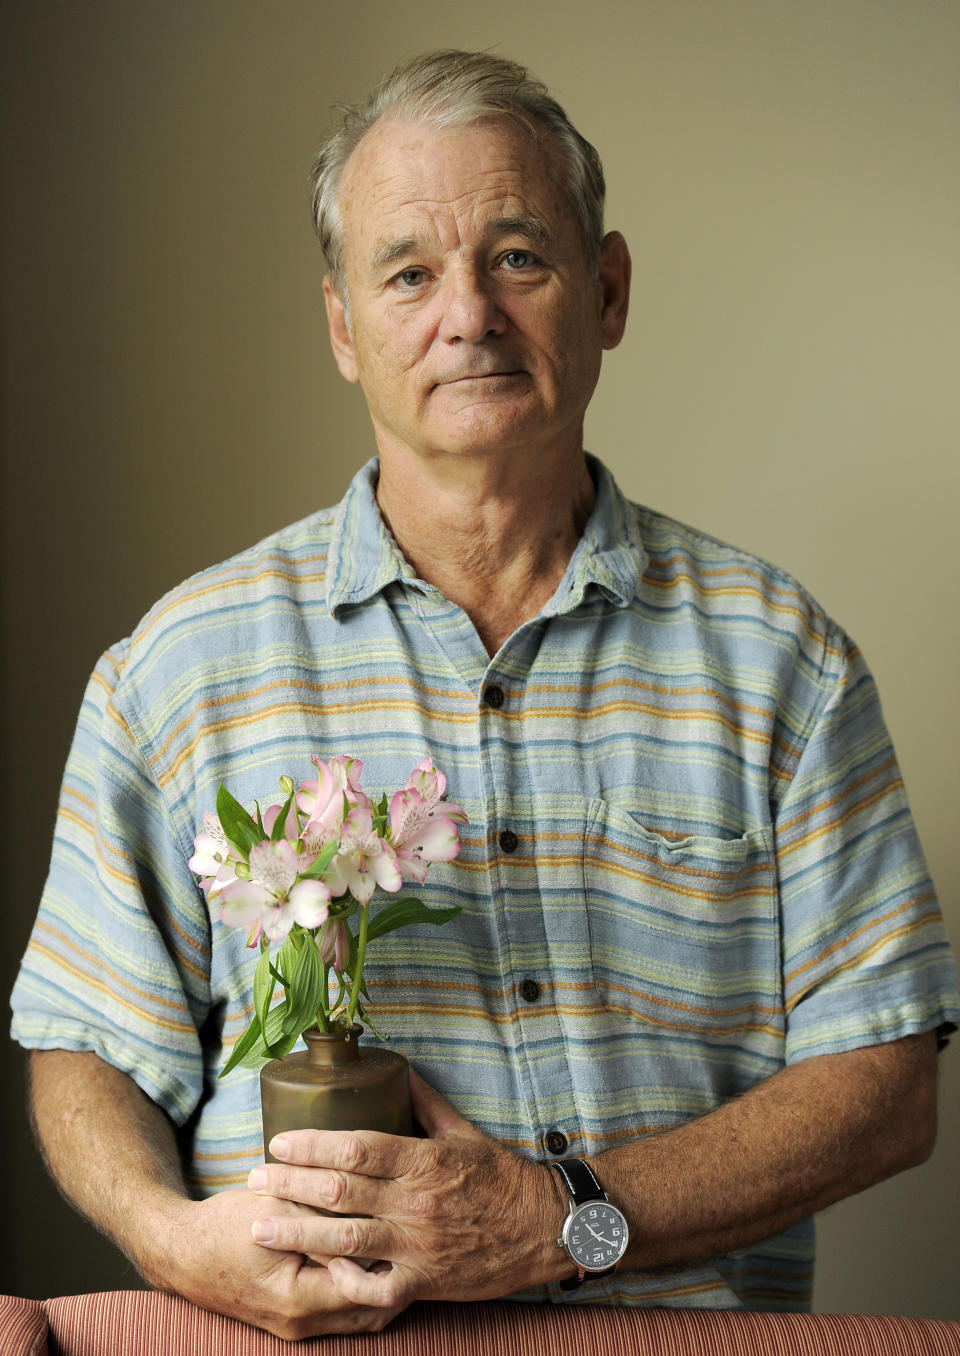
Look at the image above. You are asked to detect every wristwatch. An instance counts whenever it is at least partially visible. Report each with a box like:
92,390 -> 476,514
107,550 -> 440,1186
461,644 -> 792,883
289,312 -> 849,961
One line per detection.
553,1158 -> 629,1289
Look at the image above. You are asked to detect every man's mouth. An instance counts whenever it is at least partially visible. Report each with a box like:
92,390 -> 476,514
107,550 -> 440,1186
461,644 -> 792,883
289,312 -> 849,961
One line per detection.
436,368 -> 526,387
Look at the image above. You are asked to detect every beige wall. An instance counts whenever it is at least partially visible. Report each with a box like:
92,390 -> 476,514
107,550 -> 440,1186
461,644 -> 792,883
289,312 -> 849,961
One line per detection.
2,0 -> 957,1315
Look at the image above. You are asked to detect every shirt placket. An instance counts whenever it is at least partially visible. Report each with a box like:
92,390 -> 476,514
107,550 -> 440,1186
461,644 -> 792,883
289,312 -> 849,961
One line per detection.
406,584 -> 583,1166
477,623 -> 583,1168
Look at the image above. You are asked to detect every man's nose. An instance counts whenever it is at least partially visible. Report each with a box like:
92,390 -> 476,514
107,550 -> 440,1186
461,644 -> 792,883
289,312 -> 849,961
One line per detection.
437,270 -> 506,343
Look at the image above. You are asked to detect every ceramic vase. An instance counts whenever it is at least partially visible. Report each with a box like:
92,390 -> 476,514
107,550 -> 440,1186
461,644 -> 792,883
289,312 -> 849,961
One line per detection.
259,1025 -> 411,1161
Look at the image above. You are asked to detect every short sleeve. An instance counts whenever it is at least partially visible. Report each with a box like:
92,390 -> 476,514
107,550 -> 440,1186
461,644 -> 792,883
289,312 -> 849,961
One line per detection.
10,645 -> 212,1125
775,626 -> 959,1063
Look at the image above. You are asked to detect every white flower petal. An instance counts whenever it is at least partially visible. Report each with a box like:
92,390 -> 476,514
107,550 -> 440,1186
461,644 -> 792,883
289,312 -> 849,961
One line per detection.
248,839 -> 299,895
289,879 -> 331,929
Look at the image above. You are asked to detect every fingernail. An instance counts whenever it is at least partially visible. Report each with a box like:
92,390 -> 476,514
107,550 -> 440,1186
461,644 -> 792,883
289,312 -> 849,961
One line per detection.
248,1168 -> 266,1190
251,1219 -> 276,1242
270,1135 -> 290,1159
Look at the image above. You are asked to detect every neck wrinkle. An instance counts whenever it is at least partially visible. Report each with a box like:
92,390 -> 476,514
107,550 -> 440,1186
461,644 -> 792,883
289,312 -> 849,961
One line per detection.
375,450 -> 596,653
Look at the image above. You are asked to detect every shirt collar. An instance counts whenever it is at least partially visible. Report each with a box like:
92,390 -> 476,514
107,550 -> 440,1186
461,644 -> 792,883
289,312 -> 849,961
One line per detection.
326,459 -> 421,616
544,453 -> 648,614
325,453 -> 647,617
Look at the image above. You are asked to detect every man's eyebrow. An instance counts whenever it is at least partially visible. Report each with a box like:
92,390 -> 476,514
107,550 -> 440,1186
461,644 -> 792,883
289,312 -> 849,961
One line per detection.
486,215 -> 551,242
371,237 -> 422,271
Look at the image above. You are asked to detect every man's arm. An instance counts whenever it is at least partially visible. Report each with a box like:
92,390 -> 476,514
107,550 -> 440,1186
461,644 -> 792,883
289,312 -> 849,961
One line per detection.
28,1050 -> 405,1339
247,1030 -> 939,1306
600,1029 -> 938,1269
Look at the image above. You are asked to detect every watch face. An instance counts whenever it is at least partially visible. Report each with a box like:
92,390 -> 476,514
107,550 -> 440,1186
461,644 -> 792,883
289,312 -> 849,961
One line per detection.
563,1201 -> 629,1272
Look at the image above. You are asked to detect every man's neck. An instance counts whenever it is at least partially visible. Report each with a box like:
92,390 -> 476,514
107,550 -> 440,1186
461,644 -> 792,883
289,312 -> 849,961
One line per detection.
375,447 -> 596,657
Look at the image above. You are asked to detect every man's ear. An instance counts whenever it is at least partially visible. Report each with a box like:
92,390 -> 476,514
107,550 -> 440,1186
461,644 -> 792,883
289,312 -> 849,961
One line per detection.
597,232 -> 631,351
322,274 -> 359,383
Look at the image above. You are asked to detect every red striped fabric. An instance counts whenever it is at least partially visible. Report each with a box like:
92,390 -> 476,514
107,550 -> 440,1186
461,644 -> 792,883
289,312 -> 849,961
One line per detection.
26,1293 -> 960,1356
0,1293 -> 47,1355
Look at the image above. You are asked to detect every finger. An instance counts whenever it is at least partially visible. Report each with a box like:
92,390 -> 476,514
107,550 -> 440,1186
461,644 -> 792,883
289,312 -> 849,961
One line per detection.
408,1068 -> 478,1139
249,1163 -> 394,1217
252,1211 -> 392,1264
268,1125 -> 438,1179
292,1264 -> 407,1332
328,1256 -> 419,1309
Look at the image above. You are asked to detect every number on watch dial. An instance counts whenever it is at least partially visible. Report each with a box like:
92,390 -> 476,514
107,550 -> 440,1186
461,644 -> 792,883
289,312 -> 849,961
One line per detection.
567,1202 -> 627,1269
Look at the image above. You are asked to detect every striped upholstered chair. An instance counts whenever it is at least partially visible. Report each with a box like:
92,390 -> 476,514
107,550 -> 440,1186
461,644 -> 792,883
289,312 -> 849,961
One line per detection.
2,1292 -> 959,1356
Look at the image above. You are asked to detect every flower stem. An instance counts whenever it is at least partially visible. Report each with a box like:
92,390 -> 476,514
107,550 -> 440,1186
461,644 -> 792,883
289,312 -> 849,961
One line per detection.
347,902 -> 371,1025
315,958 -> 330,1032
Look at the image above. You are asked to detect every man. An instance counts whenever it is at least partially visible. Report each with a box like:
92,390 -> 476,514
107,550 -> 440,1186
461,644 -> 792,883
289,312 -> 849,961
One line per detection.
12,50 -> 959,1340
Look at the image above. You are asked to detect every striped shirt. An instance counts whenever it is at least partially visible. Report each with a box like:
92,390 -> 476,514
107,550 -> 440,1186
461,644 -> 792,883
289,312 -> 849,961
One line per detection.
11,456 -> 959,1311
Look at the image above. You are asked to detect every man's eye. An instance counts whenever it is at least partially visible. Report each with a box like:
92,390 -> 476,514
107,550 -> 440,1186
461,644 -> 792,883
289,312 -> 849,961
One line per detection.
396,268 -> 426,288
501,250 -> 536,270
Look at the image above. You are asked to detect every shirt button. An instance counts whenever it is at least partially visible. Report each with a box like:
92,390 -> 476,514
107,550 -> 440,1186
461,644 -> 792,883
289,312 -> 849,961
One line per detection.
483,684 -> 505,709
519,979 -> 541,1003
545,1130 -> 568,1156
498,829 -> 519,854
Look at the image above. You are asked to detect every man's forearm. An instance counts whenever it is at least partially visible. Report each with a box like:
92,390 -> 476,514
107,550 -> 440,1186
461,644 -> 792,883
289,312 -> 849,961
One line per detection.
597,1031 -> 939,1272
28,1049 -> 189,1280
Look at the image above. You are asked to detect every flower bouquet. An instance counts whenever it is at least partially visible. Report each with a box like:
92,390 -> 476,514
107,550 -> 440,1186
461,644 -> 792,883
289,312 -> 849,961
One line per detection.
190,755 -> 467,1077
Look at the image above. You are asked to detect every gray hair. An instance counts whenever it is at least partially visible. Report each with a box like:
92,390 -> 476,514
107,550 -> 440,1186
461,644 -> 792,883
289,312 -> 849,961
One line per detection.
311,49 -> 606,298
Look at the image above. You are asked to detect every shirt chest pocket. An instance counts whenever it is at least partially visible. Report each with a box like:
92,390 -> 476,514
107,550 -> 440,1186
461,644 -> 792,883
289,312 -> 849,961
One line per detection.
581,800 -> 783,1059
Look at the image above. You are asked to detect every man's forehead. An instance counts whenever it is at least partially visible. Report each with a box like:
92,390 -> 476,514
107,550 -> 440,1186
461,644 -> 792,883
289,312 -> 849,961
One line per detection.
344,111 -> 551,171
337,116 -> 572,269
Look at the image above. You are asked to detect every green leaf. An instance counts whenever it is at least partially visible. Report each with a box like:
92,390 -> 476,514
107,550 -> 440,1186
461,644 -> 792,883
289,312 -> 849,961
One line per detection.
235,1001 -> 303,1070
216,783 -> 264,856
276,932 -> 300,976
253,945 -> 282,1058
218,1012 -> 264,1078
298,839 -> 339,880
366,898 -> 462,943
270,791 -> 296,842
354,1000 -> 387,1040
372,793 -> 390,836
281,933 -> 325,1039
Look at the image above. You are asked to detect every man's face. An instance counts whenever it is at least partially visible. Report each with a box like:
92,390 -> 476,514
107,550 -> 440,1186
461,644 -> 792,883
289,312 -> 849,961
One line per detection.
324,116 -> 627,468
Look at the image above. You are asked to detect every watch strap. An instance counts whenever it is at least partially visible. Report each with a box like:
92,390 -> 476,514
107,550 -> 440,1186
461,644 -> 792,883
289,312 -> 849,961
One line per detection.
553,1157 -> 606,1205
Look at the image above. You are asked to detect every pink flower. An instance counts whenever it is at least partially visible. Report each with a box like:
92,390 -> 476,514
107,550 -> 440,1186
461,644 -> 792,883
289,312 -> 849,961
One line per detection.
317,916 -> 350,973
388,758 -> 468,883
219,839 -> 331,943
403,757 -> 467,822
189,812 -> 239,901
297,756 -> 367,859
323,803 -> 402,904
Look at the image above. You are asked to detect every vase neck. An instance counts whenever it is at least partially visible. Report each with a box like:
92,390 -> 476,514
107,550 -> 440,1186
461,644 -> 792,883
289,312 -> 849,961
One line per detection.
303,1025 -> 363,1066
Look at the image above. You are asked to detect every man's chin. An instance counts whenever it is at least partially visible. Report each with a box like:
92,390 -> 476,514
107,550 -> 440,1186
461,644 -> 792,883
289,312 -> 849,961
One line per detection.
424,402 -> 544,456
429,377 -> 539,426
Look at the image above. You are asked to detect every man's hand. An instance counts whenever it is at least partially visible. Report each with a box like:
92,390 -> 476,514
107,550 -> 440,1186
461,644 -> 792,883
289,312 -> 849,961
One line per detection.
247,1070 -> 567,1307
28,1050 -> 405,1340
155,1187 -> 407,1339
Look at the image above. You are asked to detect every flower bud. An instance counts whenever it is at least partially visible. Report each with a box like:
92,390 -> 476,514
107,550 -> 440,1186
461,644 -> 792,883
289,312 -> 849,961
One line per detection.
279,776 -> 295,797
